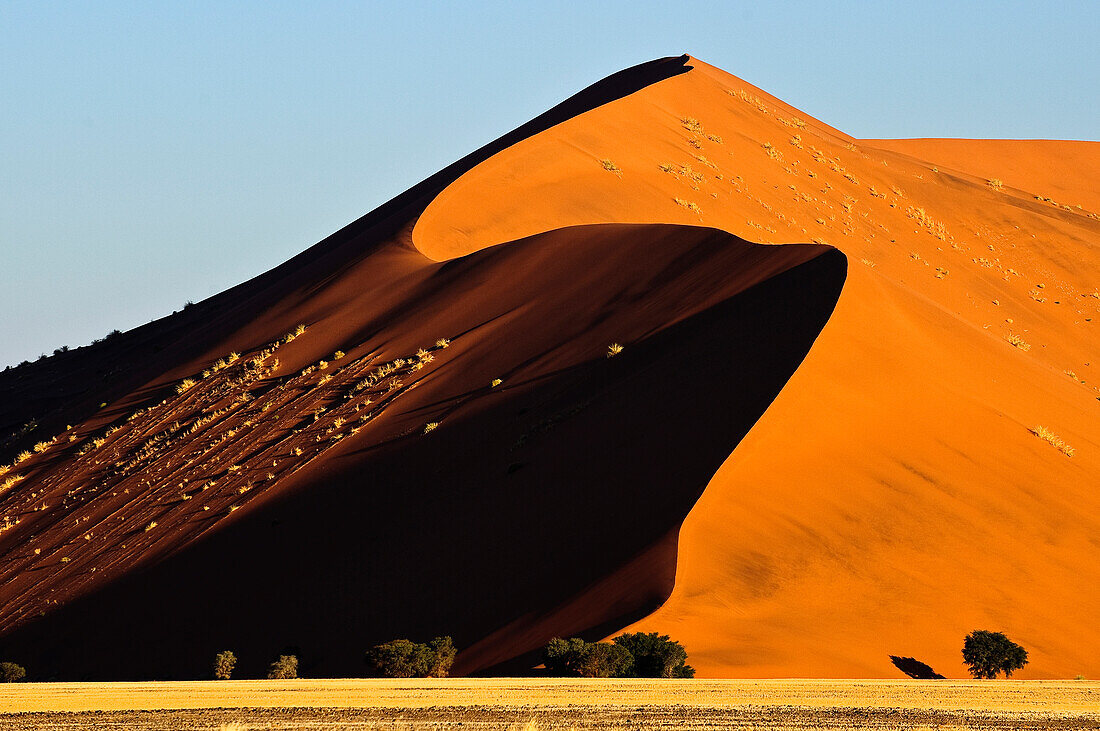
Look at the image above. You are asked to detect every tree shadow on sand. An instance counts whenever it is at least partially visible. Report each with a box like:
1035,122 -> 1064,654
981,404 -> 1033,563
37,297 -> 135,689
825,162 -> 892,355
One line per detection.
890,655 -> 945,679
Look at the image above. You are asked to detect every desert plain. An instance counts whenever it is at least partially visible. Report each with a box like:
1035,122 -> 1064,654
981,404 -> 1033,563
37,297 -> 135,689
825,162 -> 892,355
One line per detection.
1,678 -> 1099,729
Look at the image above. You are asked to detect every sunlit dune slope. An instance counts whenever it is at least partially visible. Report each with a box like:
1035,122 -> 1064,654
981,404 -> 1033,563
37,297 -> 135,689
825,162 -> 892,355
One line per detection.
416,57 -> 1100,679
0,54 -> 1096,680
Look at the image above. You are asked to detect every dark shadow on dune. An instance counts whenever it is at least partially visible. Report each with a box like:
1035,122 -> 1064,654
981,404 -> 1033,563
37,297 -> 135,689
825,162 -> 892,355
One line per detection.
0,233 -> 846,680
890,655 -> 945,679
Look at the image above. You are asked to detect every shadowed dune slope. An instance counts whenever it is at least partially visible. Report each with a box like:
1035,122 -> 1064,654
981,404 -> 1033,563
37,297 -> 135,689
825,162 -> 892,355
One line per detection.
0,222 -> 842,680
1,54 -> 1097,680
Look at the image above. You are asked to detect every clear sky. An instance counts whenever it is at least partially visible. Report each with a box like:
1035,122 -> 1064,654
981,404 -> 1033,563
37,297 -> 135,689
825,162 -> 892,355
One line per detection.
1,1 -> 1096,367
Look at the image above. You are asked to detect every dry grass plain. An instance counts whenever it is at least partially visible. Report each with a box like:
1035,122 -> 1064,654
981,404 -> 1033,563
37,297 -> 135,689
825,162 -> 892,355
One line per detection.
0,678 -> 1097,729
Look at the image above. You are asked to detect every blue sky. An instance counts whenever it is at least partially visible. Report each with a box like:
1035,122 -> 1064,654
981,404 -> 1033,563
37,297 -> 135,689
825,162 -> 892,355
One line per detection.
1,1 -> 1096,367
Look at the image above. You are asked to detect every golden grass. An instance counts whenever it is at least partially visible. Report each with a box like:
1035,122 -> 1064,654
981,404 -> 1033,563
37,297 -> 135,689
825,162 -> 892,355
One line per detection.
680,117 -> 702,133
1005,334 -> 1032,351
600,159 -> 621,174
0,678 -> 1097,715
606,343 -> 624,358
674,198 -> 701,214
1031,425 -> 1075,457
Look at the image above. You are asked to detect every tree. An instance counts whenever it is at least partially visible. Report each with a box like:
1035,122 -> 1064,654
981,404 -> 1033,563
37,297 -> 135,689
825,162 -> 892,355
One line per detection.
962,630 -> 1028,679
425,636 -> 457,678
213,650 -> 237,680
575,641 -> 633,678
612,632 -> 694,678
0,662 -> 26,683
542,637 -> 589,676
543,637 -> 627,677
267,654 -> 298,679
367,637 -> 456,678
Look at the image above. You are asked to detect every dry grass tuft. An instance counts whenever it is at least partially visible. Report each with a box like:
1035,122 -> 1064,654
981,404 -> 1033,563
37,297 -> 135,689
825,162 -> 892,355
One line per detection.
606,343 -> 624,358
674,198 -> 701,214
176,379 -> 197,395
423,422 -> 439,434
680,117 -> 702,133
1005,334 -> 1031,351
600,158 -> 621,174
988,178 -> 1005,190
1031,426 -> 1075,456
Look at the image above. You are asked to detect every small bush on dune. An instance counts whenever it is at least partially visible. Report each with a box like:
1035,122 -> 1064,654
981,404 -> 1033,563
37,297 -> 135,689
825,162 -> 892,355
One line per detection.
367,636 -> 456,678
213,650 -> 237,680
267,654 -> 298,679
0,661 -> 26,682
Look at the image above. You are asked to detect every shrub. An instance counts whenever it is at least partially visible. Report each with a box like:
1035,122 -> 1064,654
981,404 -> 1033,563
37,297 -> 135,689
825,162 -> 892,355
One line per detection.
425,636 -> 457,678
543,633 -> 692,678
962,630 -> 1028,679
543,637 -> 632,678
367,636 -> 456,678
0,661 -> 26,682
267,654 -> 298,679
213,650 -> 237,680
612,632 -> 694,678
1031,426 -> 1075,457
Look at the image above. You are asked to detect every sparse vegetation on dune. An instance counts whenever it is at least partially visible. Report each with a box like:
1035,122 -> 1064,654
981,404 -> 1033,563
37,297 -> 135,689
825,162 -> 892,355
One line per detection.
674,197 -> 701,213
0,330 -> 459,633
1031,425 -> 1075,457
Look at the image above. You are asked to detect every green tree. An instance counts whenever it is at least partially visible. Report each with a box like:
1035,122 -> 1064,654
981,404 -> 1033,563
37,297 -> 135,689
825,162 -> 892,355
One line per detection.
612,632 -> 694,678
542,637 -> 637,678
367,637 -> 457,678
425,636 -> 457,678
0,662 -> 26,683
962,630 -> 1029,679
542,637 -> 589,676
213,650 -> 237,680
267,654 -> 298,679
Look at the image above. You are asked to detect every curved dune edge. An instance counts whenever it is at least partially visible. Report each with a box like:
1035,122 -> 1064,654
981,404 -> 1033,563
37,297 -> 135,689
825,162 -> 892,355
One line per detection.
412,57 -> 1100,679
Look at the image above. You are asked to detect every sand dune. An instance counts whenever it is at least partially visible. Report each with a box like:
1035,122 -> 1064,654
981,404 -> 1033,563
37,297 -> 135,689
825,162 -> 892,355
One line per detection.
0,55 -> 1096,680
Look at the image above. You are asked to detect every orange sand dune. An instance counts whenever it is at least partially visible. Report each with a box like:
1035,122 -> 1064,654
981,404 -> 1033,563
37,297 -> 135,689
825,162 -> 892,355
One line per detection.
0,55 -> 1096,680
416,57 -> 1100,679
